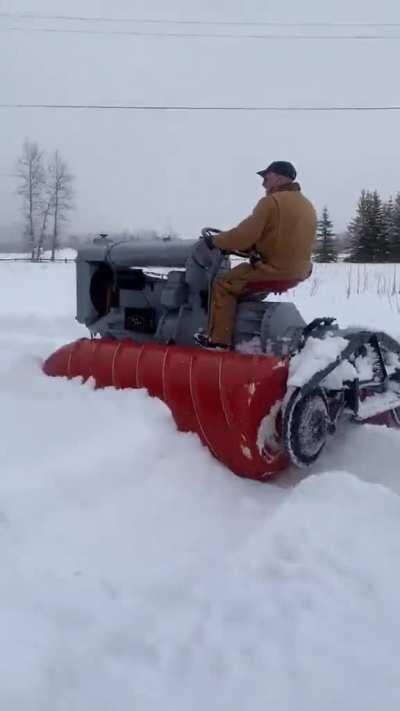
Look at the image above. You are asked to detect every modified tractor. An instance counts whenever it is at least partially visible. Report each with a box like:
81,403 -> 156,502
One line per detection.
43,231 -> 400,480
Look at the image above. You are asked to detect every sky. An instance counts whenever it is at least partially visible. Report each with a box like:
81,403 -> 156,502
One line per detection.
1,0 -> 400,239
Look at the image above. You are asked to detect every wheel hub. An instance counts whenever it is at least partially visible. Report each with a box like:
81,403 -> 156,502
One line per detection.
283,387 -> 329,467
297,400 -> 328,459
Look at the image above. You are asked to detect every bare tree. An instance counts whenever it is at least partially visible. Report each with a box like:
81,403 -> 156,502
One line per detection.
47,150 -> 74,260
35,194 -> 53,261
16,140 -> 45,260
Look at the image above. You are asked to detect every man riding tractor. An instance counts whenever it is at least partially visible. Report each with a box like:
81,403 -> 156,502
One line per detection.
195,161 -> 317,350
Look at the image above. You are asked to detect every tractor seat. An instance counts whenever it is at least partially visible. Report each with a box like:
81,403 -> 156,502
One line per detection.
241,278 -> 302,298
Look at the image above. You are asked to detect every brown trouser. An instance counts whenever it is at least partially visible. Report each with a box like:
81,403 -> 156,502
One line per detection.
208,262 -> 273,346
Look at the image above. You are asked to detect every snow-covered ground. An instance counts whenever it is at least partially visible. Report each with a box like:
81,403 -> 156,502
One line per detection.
1,259 -> 400,710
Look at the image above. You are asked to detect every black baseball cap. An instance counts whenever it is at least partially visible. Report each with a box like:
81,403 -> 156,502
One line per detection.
257,161 -> 297,180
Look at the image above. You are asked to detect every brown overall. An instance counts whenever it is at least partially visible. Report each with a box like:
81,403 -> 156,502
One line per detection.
208,183 -> 317,346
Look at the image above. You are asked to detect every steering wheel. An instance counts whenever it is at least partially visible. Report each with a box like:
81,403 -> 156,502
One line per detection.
201,227 -> 221,238
200,227 -> 221,250
201,227 -> 221,237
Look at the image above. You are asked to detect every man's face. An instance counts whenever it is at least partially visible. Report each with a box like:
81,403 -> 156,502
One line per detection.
262,171 -> 280,193
262,171 -> 291,194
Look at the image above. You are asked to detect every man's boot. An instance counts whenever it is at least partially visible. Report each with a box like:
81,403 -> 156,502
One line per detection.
193,331 -> 230,351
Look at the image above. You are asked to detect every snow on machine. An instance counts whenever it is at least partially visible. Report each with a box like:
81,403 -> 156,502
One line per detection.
43,229 -> 400,480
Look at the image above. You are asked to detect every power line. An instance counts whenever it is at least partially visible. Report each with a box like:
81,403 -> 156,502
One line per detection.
1,12 -> 400,28
1,103 -> 400,112
2,26 -> 400,40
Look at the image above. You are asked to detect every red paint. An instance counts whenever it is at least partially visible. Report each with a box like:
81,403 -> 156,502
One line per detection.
363,411 -> 400,429
43,339 -> 290,480
243,278 -> 302,295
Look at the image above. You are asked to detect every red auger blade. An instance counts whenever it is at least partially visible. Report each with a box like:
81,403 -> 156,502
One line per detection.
43,338 -> 290,480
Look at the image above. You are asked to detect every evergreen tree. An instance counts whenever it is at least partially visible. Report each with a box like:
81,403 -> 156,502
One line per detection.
347,190 -> 387,262
314,206 -> 337,262
387,193 -> 400,261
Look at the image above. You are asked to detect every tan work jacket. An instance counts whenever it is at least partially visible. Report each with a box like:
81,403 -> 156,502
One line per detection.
213,183 -> 317,280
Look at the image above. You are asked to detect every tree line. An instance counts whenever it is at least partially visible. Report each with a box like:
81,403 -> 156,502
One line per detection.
14,140 -> 400,264
347,190 -> 400,262
17,139 -> 74,261
315,191 -> 400,263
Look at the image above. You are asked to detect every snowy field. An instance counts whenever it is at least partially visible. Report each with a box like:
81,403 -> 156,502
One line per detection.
2,259 -> 400,710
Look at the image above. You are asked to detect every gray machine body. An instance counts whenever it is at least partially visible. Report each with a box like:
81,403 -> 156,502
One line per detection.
76,237 -> 306,355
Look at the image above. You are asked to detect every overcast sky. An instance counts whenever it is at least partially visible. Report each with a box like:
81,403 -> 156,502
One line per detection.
1,0 -> 400,238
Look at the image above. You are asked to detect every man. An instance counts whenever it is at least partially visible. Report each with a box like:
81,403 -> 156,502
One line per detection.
195,161 -> 317,350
